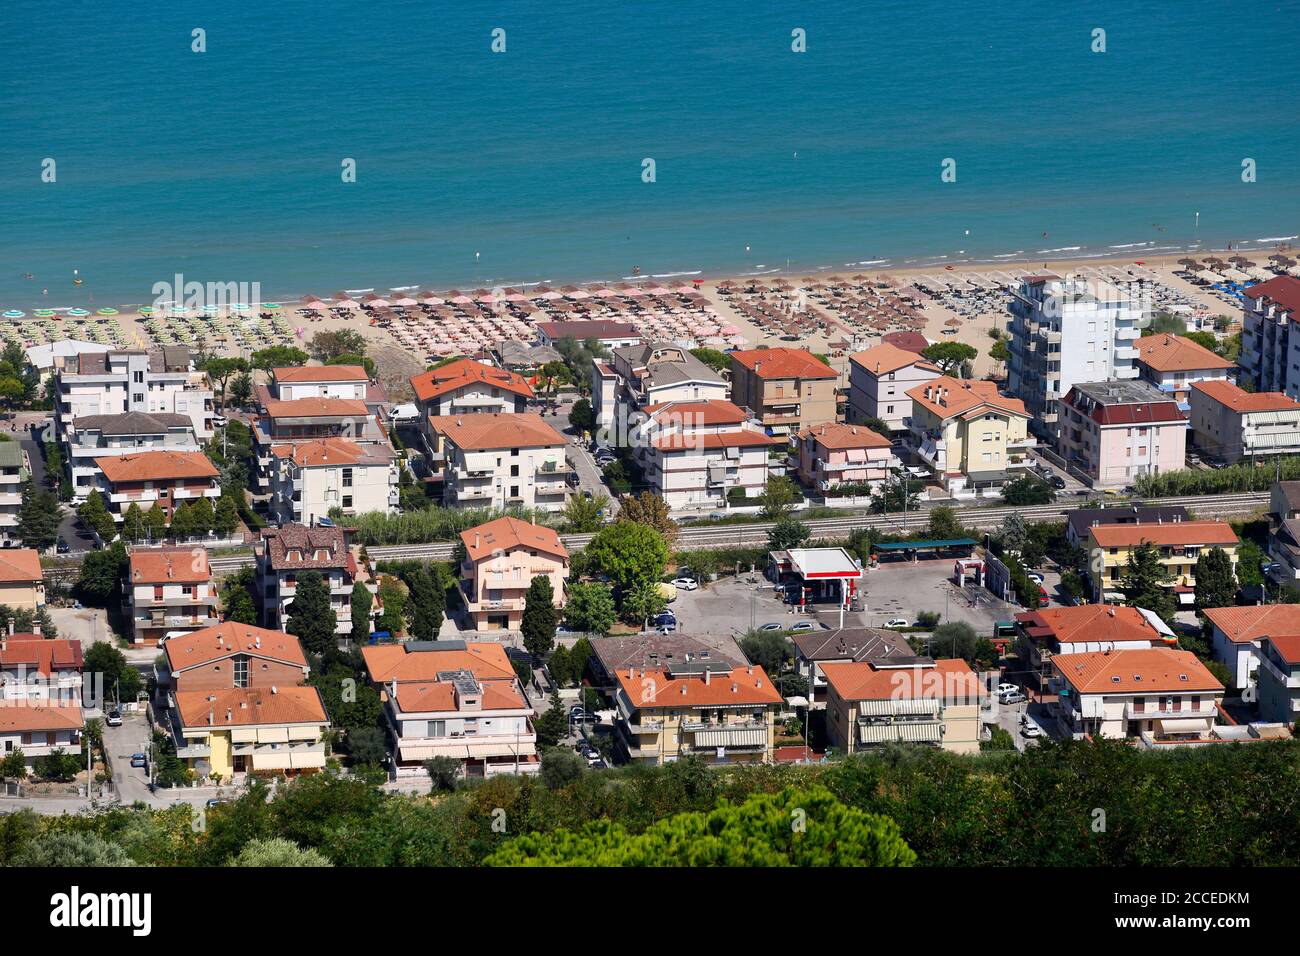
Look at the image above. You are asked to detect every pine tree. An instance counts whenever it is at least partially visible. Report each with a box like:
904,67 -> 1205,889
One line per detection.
521,575 -> 558,659
76,490 -> 116,542
213,495 -> 240,538
1121,541 -> 1177,624
285,570 -> 337,657
1194,546 -> 1237,610
17,478 -> 62,551
535,689 -> 569,748
122,502 -> 145,543
169,501 -> 194,540
143,503 -> 168,542
189,497 -> 215,536
349,581 -> 373,644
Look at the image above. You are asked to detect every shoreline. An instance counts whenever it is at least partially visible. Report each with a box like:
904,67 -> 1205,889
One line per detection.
4,236 -> 1296,315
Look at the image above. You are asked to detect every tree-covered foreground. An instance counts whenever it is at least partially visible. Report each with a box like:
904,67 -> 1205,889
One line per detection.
4,740 -> 1299,867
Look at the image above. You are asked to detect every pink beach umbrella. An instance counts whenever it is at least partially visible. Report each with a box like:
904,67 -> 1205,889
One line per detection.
334,297 -> 360,309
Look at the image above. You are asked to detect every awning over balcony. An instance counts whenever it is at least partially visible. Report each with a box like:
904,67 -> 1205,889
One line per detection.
692,728 -> 766,748
858,721 -> 943,744
857,698 -> 940,718
1156,718 -> 1209,735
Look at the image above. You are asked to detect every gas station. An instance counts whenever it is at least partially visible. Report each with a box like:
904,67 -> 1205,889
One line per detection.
767,547 -> 865,615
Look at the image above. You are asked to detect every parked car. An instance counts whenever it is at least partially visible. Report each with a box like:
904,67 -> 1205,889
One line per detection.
1021,721 -> 1043,739
789,620 -> 823,632
653,612 -> 677,631
998,689 -> 1027,705
672,577 -> 698,591
105,710 -> 122,727
55,537 -> 70,554
759,622 -> 786,632
129,753 -> 148,769
884,618 -> 910,629
1048,474 -> 1067,490
996,682 -> 1018,695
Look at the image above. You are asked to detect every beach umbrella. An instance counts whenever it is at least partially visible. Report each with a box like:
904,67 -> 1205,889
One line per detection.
96,308 -> 119,316
334,297 -> 360,309
68,308 -> 92,317
263,303 -> 282,310
2,310 -> 23,319
33,309 -> 55,317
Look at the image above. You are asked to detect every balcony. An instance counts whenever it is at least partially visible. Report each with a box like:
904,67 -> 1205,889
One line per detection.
1122,702 -> 1218,721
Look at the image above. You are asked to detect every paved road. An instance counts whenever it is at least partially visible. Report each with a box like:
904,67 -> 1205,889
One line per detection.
103,710 -> 154,804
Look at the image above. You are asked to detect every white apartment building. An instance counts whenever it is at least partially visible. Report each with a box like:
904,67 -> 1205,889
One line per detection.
428,412 -> 572,513
638,400 -> 781,511
1006,275 -> 1146,437
269,437 -> 399,526
0,441 -> 28,546
1240,276 -> 1300,398
1189,380 -> 1300,463
591,342 -> 728,433
0,629 -> 84,704
847,343 -> 941,432
63,411 -> 200,499
126,546 -> 219,646
54,347 -> 214,446
269,365 -> 370,401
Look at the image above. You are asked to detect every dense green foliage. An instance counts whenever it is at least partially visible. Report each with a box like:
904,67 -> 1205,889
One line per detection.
1133,456 -> 1300,496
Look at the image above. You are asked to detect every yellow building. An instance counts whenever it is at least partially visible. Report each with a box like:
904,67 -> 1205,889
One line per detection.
822,659 -> 984,755
1086,520 -> 1240,606
0,550 -> 45,610
904,376 -> 1034,496
614,661 -> 783,765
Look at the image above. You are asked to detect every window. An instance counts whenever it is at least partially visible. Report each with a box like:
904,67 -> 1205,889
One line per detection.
342,467 -> 353,488
885,405 -> 894,414
233,656 -> 249,688
342,495 -> 353,509
510,464 -> 519,477
133,370 -> 144,383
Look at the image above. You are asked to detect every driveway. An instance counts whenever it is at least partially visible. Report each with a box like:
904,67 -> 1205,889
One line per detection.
103,709 -> 154,803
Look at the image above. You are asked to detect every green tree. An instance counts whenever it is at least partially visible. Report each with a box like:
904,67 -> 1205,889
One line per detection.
121,502 -> 146,543
989,337 -> 1009,366
1121,541 -> 1177,623
568,398 -> 595,434
620,579 -> 668,625
0,749 -> 27,781
999,512 -> 1030,556
581,522 -> 669,594
921,342 -> 978,375
688,347 -> 731,374
767,515 -> 810,551
200,357 -> 250,412
76,489 -> 116,541
345,726 -> 387,767
927,505 -> 965,541
485,786 -> 916,867
740,630 -> 792,675
227,371 -> 254,409
143,503 -> 168,541
213,494 -> 240,537
539,748 -> 587,789
617,491 -> 678,547
982,727 -> 1016,751
521,576 -> 558,659
285,570 -> 337,657
85,639 -> 142,702
562,582 -> 617,634
424,756 -> 461,793
309,329 -> 367,362
349,581 -> 374,643
404,565 -> 443,641
189,496 -> 215,536
76,541 -> 129,607
17,478 -> 63,550
250,346 -> 310,377
1002,475 -> 1055,506
220,566 -> 258,625
15,832 -> 136,867
534,690 -> 569,749
1194,546 -> 1237,610
228,837 -> 333,867
869,476 -> 919,515
169,501 -> 194,539
758,476 -> 800,519
377,575 -> 408,635
562,492 -> 607,533
328,353 -> 377,377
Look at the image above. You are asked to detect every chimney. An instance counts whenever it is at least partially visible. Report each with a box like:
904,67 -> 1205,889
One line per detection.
1108,607 -> 1116,617
32,621 -> 39,637
6,618 -> 12,637
704,669 -> 711,685
271,685 -> 278,695
390,679 -> 398,700
474,532 -> 480,549
225,708 -> 232,721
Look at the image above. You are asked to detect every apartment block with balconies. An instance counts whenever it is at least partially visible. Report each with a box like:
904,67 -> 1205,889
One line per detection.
1057,380 -> 1187,489
0,440 -> 28,546
254,523 -> 380,636
822,658 -> 982,755
458,516 -> 568,631
1240,276 -> 1300,398
728,348 -> 838,436
268,436 -> 399,526
92,450 -> 220,523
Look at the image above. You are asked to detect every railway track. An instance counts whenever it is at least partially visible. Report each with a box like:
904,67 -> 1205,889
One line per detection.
42,491 -> 1270,582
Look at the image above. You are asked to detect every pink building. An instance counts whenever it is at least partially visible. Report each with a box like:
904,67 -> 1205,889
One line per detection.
794,422 -> 894,494
458,516 -> 569,631
1057,380 -> 1187,490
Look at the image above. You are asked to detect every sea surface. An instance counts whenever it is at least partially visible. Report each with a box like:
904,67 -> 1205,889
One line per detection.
0,0 -> 1297,309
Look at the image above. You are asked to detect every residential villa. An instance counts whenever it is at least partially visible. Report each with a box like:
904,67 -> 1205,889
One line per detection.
1057,380 -> 1187,489
63,411 -> 200,501
268,436 -> 399,526
0,702 -> 84,770
591,342 -> 728,433
409,358 -> 533,453
361,639 -> 538,779
790,626 -> 917,708
1202,604 -> 1300,693
847,343 -> 941,432
794,422 -> 895,495
904,376 -> 1034,497
254,523 -> 380,636
822,658 -> 983,755
1085,519 -> 1239,605
93,450 -> 221,524
1188,380 -> 1300,463
155,622 -> 328,778
0,550 -> 45,610
1048,647 -> 1223,745
0,625 -> 84,704
638,399 -> 781,510
1133,333 -> 1234,408
126,547 -> 219,646
613,661 -> 783,765
1064,504 -> 1189,549
587,632 -> 748,693
427,412 -> 571,512
251,396 -> 386,490
1013,604 -> 1174,690
728,348 -> 838,436
269,365 -> 371,402
458,516 -> 569,631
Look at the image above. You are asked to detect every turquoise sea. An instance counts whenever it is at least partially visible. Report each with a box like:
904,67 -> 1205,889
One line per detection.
0,0 -> 1297,309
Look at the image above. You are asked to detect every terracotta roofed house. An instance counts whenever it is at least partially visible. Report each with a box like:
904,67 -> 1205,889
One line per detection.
270,365 -> 370,401
905,375 -> 1033,496
93,450 -> 220,523
847,343 -> 941,432
1014,604 -> 1173,689
1189,379 -> 1300,463
1202,604 -> 1300,692
458,516 -> 569,631
1133,333 -> 1234,408
0,701 -> 84,769
1057,380 -> 1188,489
127,546 -> 218,645
1086,519 -> 1239,605
251,395 -> 383,489
428,412 -> 571,512
0,626 -> 84,703
791,626 -> 917,707
63,410 -> 200,502
795,421 -> 895,494
409,358 -> 533,424
821,658 -> 983,754
728,347 -> 838,436
0,549 -> 45,610
254,523 -> 379,635
269,435 -> 398,526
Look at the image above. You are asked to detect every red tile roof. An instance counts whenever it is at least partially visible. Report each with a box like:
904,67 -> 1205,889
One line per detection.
273,365 -> 368,384
429,412 -> 565,451
0,702 -> 83,733
1243,275 -> 1300,315
96,450 -> 219,483
362,641 -> 517,684
1134,334 -> 1234,373
174,686 -> 327,729
409,358 -> 533,404
643,399 -> 748,426
1266,634 -> 1300,666
849,343 -> 940,376
460,516 -> 568,563
907,376 -> 1027,422
0,636 -> 83,672
270,436 -> 367,467
164,622 -> 309,672
615,665 -> 783,708
650,430 -> 783,451
729,348 -> 837,380
819,659 -> 982,701
391,679 -> 528,713
1014,605 -> 1164,646
262,397 -> 369,419
129,546 -> 211,585
1087,520 -> 1238,549
797,421 -> 893,451
1203,604 -> 1300,644
1191,379 -> 1300,414
0,549 -> 42,584
1051,647 -> 1222,694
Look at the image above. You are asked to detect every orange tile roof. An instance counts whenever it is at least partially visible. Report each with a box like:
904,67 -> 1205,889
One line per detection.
1266,634 -> 1300,665
428,412 -> 565,451
0,549 -> 42,584
392,679 -> 528,713
1202,604 -> 1300,644
0,702 -> 83,733
650,429 -> 783,451
1134,334 -> 1235,373
1088,519 -> 1238,549
174,686 -> 327,729
1015,605 -> 1164,646
164,622 -> 308,672
1243,275 -> 1300,315
819,659 -> 982,702
273,365 -> 368,383
906,376 -> 1027,422
0,637 -> 83,673
1051,648 -> 1222,694
96,450 -> 219,483
643,399 -> 748,426
460,516 -> 568,563
797,421 -> 892,451
270,436 -> 366,467
410,358 -> 533,403
362,641 -> 517,684
615,664 -> 783,708
729,348 -> 837,380
263,397 -> 369,419
1191,379 -> 1300,414
129,546 -> 211,585
849,343 -> 940,377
